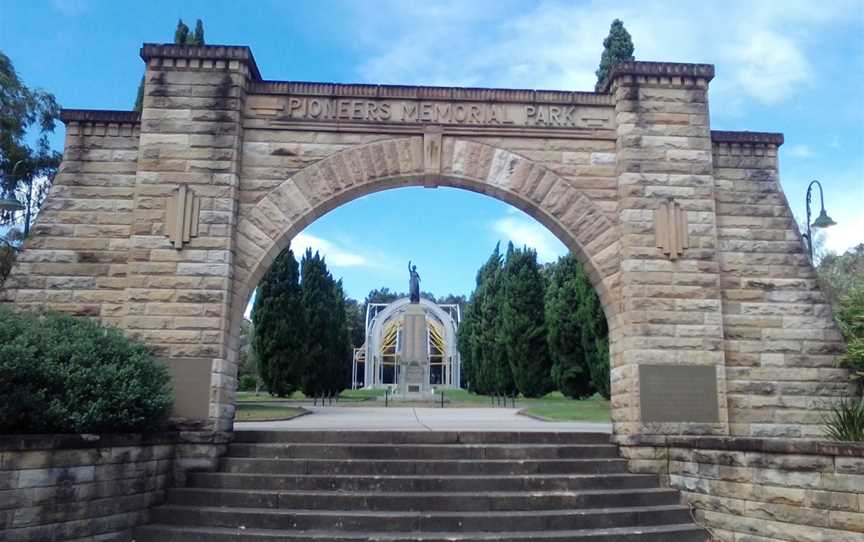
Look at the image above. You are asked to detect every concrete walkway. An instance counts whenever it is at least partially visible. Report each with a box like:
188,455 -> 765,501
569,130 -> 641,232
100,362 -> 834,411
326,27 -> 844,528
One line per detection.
236,406 -> 611,432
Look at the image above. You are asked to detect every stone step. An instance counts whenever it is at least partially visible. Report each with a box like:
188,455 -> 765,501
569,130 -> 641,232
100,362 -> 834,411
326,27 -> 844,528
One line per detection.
186,472 -> 660,492
226,443 -> 620,460
218,457 -> 629,476
232,431 -> 611,445
166,487 -> 684,512
135,522 -> 708,541
149,504 -> 694,533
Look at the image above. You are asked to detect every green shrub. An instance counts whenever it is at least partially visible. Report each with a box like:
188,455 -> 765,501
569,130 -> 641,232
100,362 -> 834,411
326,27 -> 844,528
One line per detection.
836,285 -> 864,381
823,396 -> 864,442
0,308 -> 173,434
238,374 -> 258,391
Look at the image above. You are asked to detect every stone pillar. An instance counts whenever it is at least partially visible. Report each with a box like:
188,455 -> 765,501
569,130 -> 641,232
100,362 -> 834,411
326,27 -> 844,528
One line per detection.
399,304 -> 430,396
605,62 -> 729,436
125,44 -> 260,429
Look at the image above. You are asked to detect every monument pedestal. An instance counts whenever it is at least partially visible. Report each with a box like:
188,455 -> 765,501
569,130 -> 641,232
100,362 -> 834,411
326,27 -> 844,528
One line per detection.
398,304 -> 430,399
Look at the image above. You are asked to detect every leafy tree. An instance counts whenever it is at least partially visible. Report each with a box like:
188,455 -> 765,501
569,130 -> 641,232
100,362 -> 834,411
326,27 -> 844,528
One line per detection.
345,297 -> 366,348
836,285 -> 864,384
500,243 -> 551,397
251,247 -> 306,397
545,255 -> 593,398
134,19 -> 206,112
0,51 -> 61,236
595,19 -> 635,88
818,244 -> 864,308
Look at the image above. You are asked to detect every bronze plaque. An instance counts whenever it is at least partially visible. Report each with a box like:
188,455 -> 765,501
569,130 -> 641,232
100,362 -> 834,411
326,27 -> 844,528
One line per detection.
639,365 -> 719,423
161,357 -> 213,419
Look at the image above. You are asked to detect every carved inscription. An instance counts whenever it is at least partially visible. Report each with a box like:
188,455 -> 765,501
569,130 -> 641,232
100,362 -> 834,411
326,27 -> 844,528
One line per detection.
248,95 -> 613,130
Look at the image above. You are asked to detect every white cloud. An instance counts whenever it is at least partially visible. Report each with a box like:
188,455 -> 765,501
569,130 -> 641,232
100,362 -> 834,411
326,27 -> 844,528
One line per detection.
787,144 -> 815,158
490,215 -> 567,263
348,0 -> 854,113
291,233 -> 370,268
824,215 -> 864,255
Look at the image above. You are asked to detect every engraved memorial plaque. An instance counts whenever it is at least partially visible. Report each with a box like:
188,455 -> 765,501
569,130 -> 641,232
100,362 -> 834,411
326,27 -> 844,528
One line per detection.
639,365 -> 719,423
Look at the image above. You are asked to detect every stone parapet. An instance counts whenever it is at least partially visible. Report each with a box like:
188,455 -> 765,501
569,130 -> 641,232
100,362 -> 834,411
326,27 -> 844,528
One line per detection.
251,80 -> 613,106
0,431 -> 230,542
60,109 -> 141,125
616,435 -> 864,541
140,43 -> 261,80
711,130 -> 784,147
598,61 -> 715,92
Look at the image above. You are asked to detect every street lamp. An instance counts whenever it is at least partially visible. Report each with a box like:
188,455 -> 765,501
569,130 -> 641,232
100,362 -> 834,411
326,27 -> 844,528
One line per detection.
802,180 -> 836,263
0,160 -> 25,213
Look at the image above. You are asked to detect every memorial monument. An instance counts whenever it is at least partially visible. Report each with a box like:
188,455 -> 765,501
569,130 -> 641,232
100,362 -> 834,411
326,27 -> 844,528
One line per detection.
400,261 -> 429,396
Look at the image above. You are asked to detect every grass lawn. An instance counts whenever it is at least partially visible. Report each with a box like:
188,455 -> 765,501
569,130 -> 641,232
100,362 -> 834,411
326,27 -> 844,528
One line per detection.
234,403 -> 308,422
519,396 -> 611,422
236,390 -> 305,402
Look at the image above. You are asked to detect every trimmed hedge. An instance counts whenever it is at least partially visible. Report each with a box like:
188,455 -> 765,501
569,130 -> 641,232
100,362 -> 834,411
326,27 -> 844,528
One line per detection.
0,308 -> 173,433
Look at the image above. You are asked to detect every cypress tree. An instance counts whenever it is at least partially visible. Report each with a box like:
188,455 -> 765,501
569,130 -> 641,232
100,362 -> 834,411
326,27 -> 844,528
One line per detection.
174,19 -> 190,45
476,244 -> 505,394
595,19 -> 635,88
545,255 -> 593,398
299,249 -> 348,396
573,265 -> 610,397
251,247 -> 305,397
190,19 -> 205,46
500,243 -> 551,397
134,19 -> 205,112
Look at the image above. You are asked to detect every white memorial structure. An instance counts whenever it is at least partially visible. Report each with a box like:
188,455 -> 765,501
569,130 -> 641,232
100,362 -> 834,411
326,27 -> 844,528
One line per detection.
351,298 -> 462,396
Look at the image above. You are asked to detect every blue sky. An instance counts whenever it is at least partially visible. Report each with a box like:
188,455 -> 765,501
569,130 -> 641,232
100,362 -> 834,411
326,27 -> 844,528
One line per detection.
1,0 -> 862,301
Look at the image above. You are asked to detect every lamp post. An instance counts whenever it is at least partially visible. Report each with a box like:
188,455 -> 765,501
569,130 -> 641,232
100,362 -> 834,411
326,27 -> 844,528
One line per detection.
0,160 -> 25,214
802,180 -> 836,263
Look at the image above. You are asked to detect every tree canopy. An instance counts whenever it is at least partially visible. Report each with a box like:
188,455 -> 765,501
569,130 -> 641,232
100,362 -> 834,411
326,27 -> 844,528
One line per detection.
0,51 -> 61,234
135,19 -> 206,112
595,19 -> 635,88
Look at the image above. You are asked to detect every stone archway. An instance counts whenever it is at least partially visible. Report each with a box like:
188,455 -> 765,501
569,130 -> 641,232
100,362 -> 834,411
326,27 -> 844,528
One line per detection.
222,137 -> 622,428
2,43 -> 850,438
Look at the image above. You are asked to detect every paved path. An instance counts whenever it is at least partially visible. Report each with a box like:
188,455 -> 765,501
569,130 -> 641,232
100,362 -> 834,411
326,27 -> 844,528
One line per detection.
236,406 -> 611,432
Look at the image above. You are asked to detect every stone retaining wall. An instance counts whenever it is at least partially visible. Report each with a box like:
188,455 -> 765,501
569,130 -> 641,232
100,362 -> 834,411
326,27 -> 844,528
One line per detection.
616,435 -> 864,541
0,431 -> 230,542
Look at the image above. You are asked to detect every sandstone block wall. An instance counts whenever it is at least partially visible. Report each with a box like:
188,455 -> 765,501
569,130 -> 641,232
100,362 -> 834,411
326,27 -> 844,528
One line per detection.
712,134 -> 850,438
0,432 -> 229,542
0,45 -> 851,438
617,435 -> 864,541
2,112 -> 140,327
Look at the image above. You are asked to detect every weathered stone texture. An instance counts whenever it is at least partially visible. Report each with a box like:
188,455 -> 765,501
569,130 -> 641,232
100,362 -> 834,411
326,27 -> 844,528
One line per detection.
617,436 -> 864,541
0,432 -> 229,542
2,115 -> 140,327
0,47 -> 850,443
713,140 -> 850,438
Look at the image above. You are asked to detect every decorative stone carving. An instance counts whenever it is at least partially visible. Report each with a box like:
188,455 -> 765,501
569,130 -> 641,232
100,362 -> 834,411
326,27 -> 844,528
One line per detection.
655,198 -> 689,260
165,185 -> 200,249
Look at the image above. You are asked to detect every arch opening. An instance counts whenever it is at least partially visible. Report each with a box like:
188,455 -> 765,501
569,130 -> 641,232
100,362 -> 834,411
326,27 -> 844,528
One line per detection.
224,137 -> 622,428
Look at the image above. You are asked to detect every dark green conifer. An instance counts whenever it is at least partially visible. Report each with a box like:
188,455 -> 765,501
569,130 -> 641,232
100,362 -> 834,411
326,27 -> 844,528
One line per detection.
500,243 -> 552,397
545,255 -> 593,398
251,247 -> 306,397
190,19 -> 205,46
595,19 -> 635,89
174,19 -> 190,45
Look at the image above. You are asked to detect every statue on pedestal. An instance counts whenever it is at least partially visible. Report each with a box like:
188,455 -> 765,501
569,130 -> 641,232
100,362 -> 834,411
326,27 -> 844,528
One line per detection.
408,261 -> 420,303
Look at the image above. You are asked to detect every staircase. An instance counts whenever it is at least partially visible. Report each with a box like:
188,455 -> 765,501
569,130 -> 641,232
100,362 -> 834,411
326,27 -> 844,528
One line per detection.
136,431 -> 708,541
